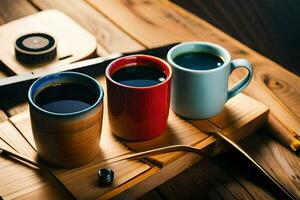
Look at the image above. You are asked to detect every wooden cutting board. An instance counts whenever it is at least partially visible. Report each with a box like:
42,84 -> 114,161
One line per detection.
0,75 -> 268,199
0,10 -> 97,75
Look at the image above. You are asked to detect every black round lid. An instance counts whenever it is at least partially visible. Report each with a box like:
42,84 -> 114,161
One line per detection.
14,33 -> 57,64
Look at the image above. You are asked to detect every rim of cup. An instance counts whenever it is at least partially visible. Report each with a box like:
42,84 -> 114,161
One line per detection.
28,71 -> 104,117
167,41 -> 231,74
105,54 -> 173,90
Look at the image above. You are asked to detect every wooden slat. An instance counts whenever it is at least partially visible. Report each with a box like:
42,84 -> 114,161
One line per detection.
238,132 -> 300,198
10,110 -> 155,200
87,0 -> 300,147
0,1 -> 297,199
124,93 -> 268,167
1,101 -> 28,117
0,121 -> 36,159
0,0 -> 37,25
30,0 -> 144,54
171,0 -> 300,75
0,10 -> 97,74
0,121 -> 73,200
124,110 -> 209,166
9,74 -> 268,199
138,190 -> 162,200
0,0 -> 38,78
10,110 -> 132,160
0,67 -> 7,78
0,109 -> 7,122
211,131 -> 300,199
157,158 -> 257,200
264,76 -> 300,119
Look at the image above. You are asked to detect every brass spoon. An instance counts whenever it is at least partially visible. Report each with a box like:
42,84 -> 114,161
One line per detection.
0,148 -> 42,168
100,127 -> 296,200
0,130 -> 296,199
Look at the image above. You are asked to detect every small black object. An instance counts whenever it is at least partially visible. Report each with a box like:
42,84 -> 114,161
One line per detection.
97,168 -> 114,187
14,33 -> 57,64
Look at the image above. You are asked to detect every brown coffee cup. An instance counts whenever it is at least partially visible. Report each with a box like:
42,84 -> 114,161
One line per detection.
28,72 -> 104,168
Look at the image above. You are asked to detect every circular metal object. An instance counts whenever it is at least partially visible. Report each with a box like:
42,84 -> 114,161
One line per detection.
14,33 -> 57,64
97,168 -> 114,187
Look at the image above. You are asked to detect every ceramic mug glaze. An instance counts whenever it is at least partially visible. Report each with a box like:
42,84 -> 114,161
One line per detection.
106,55 -> 172,141
28,72 -> 104,168
167,42 -> 253,119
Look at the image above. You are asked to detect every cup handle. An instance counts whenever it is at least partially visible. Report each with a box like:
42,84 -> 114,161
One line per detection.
227,59 -> 253,100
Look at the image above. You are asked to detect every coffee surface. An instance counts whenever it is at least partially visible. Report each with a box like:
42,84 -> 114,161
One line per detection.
35,83 -> 97,113
174,52 -> 224,70
112,65 -> 166,87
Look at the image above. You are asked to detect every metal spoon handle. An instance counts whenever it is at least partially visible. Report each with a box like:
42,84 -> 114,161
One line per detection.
214,131 -> 296,200
101,144 -> 206,165
0,148 -> 41,168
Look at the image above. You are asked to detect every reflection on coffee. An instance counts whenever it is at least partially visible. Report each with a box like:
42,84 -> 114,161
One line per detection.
111,65 -> 166,87
174,52 -> 224,70
35,83 -> 96,113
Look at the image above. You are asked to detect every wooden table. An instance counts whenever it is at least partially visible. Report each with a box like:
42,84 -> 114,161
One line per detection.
0,1 -> 299,199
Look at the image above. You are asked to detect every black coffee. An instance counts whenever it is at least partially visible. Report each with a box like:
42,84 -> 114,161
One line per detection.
112,65 -> 167,87
35,83 -> 97,113
173,52 -> 224,70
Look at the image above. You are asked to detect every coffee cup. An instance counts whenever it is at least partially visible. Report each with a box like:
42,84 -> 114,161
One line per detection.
105,55 -> 172,141
28,72 -> 104,168
167,41 -> 253,119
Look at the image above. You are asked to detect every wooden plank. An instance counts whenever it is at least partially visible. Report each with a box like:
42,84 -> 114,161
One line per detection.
212,131 -> 300,199
0,120 -> 36,160
30,0 -> 144,54
156,145 -> 281,200
0,121 -> 73,200
0,10 -> 97,74
10,110 -> 155,200
0,109 -> 7,122
264,76 -> 300,119
0,9 -> 100,116
0,0 -> 38,78
10,110 -> 132,160
171,0 -> 300,75
124,93 -> 268,167
9,74 -> 268,199
87,0 -> 300,151
0,0 -> 37,25
138,190 -> 162,200
157,158 -> 257,200
238,132 -> 300,199
0,101 -> 28,117
123,110 -> 209,167
0,1 -> 294,198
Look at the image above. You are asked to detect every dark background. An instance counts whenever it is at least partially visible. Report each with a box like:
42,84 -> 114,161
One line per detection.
172,0 -> 300,75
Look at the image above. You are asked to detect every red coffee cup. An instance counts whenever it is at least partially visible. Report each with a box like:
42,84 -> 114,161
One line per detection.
105,55 -> 172,141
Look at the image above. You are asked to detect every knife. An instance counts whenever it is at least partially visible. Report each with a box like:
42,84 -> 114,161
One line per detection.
0,43 -> 178,101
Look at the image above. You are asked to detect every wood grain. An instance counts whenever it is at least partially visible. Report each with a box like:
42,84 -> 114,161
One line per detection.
0,0 -> 299,199
239,132 -> 300,198
0,121 -> 73,200
171,0 -> 300,76
0,101 -> 28,117
10,110 -> 155,200
264,76 -> 300,119
0,10 -> 97,74
9,77 -> 268,199
30,0 -> 144,54
0,109 -> 7,122
87,0 -> 300,151
157,158 -> 258,200
124,93 -> 268,167
0,0 -> 37,25
0,0 -> 38,78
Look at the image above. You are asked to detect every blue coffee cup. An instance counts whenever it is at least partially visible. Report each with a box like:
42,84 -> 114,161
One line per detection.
167,41 -> 253,119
